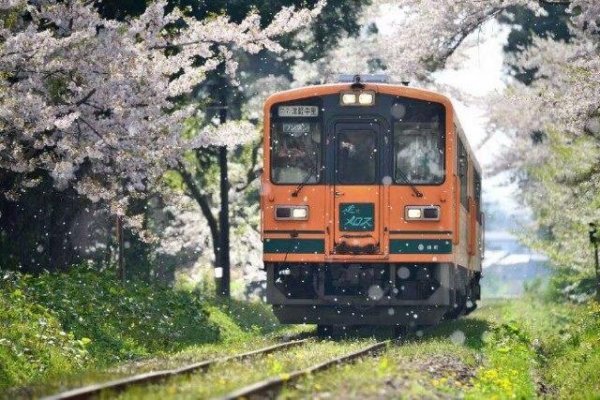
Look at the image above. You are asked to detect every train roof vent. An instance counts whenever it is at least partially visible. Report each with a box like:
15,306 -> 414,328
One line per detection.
336,74 -> 391,84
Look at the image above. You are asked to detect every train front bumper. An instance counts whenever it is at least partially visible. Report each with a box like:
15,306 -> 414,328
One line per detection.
265,262 -> 468,326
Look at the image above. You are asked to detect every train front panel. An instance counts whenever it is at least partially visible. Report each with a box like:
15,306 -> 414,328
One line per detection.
260,83 -> 482,326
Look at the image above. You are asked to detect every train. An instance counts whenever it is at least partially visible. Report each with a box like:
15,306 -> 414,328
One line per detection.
260,75 -> 483,335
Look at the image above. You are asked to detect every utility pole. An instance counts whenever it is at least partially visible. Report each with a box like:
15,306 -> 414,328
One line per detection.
589,223 -> 599,300
216,67 -> 230,298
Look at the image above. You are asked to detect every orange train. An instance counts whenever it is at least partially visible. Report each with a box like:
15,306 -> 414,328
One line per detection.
260,75 -> 483,333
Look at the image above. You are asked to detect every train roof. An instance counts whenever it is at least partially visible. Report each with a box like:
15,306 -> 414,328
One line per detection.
264,82 -> 481,173
265,83 -> 452,108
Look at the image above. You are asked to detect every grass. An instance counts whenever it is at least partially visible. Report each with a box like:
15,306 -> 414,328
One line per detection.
0,266 -> 293,397
0,280 -> 88,391
463,303 -> 537,399
292,339 -> 479,398
2,266 -> 599,399
475,298 -> 600,399
281,298 -> 600,399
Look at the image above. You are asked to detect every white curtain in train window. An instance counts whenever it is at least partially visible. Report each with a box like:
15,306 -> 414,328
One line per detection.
271,122 -> 322,184
394,122 -> 444,184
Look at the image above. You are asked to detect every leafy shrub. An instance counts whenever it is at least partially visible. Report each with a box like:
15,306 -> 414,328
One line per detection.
540,300 -> 600,398
0,280 -> 89,388
0,266 -> 223,388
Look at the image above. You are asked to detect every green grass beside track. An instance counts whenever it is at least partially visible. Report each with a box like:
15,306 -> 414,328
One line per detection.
2,267 -> 599,399
281,298 -> 600,399
0,267 -> 304,398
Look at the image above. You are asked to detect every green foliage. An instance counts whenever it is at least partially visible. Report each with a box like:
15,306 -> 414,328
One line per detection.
0,7 -> 22,30
467,318 -> 535,399
45,76 -> 70,105
519,129 -> 600,292
207,299 -> 279,342
0,266 -> 281,390
531,300 -> 600,398
468,297 -> 600,399
0,267 -> 217,370
0,279 -> 89,389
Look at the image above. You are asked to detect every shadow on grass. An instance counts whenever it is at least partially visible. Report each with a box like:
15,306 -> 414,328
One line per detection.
211,299 -> 495,349
418,317 -> 492,350
305,316 -> 493,347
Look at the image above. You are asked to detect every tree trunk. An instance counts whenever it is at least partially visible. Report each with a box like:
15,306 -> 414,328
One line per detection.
178,163 -> 220,264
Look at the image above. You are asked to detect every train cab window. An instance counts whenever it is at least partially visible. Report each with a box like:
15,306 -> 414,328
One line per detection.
392,100 -> 445,184
271,121 -> 322,184
458,137 -> 468,208
337,130 -> 377,184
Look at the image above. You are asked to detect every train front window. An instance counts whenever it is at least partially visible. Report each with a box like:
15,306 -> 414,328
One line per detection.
337,130 -> 377,184
392,100 -> 445,184
271,121 -> 322,184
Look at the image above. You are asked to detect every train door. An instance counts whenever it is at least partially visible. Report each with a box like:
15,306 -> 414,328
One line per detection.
332,122 -> 385,257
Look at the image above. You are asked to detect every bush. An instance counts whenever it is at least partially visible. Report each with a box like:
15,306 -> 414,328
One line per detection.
0,279 -> 88,388
0,266 -> 223,388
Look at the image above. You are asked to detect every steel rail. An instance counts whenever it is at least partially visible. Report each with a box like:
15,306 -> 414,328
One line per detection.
217,340 -> 389,400
43,339 -> 309,400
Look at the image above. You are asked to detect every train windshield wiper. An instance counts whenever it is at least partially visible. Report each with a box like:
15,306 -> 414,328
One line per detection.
292,170 -> 315,197
395,170 -> 423,198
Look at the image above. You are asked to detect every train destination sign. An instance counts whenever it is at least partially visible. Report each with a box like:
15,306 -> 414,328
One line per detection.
340,203 -> 375,232
278,105 -> 319,117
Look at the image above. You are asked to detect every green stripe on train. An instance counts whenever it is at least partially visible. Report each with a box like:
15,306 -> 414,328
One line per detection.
263,238 -> 325,254
390,239 -> 452,254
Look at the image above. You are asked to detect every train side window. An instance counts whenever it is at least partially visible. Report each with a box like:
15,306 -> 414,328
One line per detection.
458,137 -> 468,208
474,169 -> 482,222
271,121 -> 322,184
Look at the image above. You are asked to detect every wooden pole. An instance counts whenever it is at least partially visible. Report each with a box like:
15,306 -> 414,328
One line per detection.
215,63 -> 230,298
218,144 -> 230,297
594,242 -> 599,301
589,223 -> 600,300
116,214 -> 124,282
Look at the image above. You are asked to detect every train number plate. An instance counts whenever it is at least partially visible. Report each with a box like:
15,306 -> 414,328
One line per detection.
340,203 -> 374,231
278,105 -> 319,117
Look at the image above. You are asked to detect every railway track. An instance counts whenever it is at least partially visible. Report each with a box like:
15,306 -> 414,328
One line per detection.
43,339 -> 308,400
218,340 -> 388,400
44,337 -> 388,400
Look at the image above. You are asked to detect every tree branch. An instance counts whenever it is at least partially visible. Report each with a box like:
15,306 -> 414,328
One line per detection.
235,139 -> 262,193
557,161 -> 600,185
177,161 -> 220,263
75,88 -> 97,106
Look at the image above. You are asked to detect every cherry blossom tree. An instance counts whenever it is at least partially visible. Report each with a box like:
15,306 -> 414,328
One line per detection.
0,0 -> 324,214
487,8 -> 599,280
291,0 -> 597,84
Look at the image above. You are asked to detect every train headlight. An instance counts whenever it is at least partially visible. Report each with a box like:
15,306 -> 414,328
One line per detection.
405,206 -> 440,221
341,93 -> 357,105
340,90 -> 375,106
406,208 -> 422,219
358,92 -> 374,105
291,207 -> 308,219
275,205 -> 309,220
